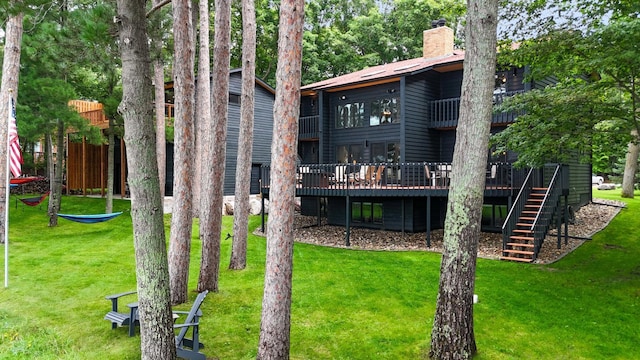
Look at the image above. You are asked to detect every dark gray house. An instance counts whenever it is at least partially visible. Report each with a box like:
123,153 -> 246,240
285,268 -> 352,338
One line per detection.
165,69 -> 275,196
260,24 -> 592,262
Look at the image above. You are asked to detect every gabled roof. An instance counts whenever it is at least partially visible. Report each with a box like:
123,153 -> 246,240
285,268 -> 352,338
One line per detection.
164,68 -> 275,95
302,51 -> 465,93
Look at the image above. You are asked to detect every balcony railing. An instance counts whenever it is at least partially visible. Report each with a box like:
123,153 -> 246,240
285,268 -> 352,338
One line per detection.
299,115 -> 319,139
260,162 -> 525,197
429,90 -> 525,128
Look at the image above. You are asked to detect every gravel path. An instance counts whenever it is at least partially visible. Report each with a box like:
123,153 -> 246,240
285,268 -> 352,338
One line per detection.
257,198 -> 624,264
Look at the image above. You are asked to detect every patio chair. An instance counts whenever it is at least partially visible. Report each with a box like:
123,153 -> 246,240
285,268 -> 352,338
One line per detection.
364,165 -> 376,185
330,165 -> 348,184
174,290 -> 209,360
349,165 -> 369,186
373,165 -> 385,187
104,290 -> 139,337
424,164 -> 437,187
436,164 -> 452,186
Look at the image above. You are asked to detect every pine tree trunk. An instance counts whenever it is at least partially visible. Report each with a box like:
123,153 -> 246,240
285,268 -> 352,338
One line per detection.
106,120 -> 114,213
198,0 -> 231,292
46,133 -> 57,226
256,0 -> 304,358
194,0 -> 211,218
230,0 -> 257,270
0,9 -> 23,244
168,0 -> 196,305
115,1 -> 175,358
621,129 -> 638,198
429,1 -> 498,359
154,60 -> 166,199
48,121 -> 65,227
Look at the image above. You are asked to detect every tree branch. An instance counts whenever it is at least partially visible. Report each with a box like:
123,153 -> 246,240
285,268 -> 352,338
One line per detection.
147,0 -> 171,18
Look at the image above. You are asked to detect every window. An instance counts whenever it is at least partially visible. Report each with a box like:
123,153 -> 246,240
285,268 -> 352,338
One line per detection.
370,97 -> 400,126
336,144 -> 363,163
336,102 -> 365,129
370,142 -> 400,163
351,201 -> 383,224
229,93 -> 241,105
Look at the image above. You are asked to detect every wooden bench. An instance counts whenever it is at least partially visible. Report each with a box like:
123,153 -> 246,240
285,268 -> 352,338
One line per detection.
104,291 -> 139,337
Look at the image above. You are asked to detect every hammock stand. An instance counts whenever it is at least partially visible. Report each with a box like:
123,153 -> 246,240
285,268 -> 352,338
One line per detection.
16,191 -> 50,209
57,211 -> 123,224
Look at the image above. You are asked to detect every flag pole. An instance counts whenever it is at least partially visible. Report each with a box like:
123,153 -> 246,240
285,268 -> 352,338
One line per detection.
4,94 -> 12,288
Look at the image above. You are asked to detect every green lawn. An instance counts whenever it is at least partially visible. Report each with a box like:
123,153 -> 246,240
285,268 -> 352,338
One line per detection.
0,190 -> 639,359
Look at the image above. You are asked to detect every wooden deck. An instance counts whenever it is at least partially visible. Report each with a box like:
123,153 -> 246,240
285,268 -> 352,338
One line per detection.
260,162 -> 524,198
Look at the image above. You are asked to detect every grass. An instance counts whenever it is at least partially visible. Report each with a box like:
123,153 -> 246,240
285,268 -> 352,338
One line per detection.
0,190 -> 639,359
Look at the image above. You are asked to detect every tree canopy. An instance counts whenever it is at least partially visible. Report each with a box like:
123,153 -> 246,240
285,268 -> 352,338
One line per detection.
493,2 -> 640,193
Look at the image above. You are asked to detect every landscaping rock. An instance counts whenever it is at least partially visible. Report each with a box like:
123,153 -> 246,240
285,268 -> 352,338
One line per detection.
597,183 -> 617,190
255,200 -> 624,265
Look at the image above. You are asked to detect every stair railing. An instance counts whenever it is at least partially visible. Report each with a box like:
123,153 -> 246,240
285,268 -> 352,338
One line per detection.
528,164 -> 563,259
501,168 -> 535,250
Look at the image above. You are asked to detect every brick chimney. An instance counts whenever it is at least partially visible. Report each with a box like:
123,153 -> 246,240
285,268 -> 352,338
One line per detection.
423,19 -> 454,58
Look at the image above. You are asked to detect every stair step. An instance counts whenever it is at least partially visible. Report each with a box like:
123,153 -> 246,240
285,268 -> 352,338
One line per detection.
522,211 -> 538,215
506,242 -> 534,248
525,204 -> 541,208
500,256 -> 533,263
509,235 -> 534,241
518,217 -> 536,221
527,199 -> 544,203
516,224 -> 534,228
503,249 -> 535,256
532,187 -> 548,191
513,229 -> 533,234
530,193 -> 546,197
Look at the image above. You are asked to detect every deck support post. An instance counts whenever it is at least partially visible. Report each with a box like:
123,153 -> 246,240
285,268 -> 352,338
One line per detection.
557,199 -> 562,249
345,195 -> 351,247
426,196 -> 431,247
261,193 -> 265,233
316,196 -> 321,227
401,198 -> 405,237
564,195 -> 569,245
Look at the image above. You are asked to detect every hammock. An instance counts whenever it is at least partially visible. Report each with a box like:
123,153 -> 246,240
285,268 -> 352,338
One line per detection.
10,176 -> 44,185
18,192 -> 50,207
57,211 -> 123,224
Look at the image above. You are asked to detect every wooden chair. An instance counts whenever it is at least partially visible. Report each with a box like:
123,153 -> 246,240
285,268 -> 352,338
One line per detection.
373,165 -> 385,186
364,165 -> 376,185
174,290 -> 209,360
104,291 -> 139,337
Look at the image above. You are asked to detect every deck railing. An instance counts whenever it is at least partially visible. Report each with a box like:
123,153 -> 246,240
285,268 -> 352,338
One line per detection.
260,162 -> 521,196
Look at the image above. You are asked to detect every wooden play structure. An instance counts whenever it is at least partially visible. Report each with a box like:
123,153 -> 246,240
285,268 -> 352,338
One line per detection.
66,100 -> 127,197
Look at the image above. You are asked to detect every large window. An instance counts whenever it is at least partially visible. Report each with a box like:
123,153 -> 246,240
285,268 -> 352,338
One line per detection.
370,97 -> 400,126
352,201 -> 383,224
336,102 -> 365,129
370,141 -> 400,163
336,144 -> 363,163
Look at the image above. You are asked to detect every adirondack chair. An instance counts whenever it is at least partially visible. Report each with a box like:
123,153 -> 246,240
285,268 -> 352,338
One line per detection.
104,291 -> 139,337
174,290 -> 209,360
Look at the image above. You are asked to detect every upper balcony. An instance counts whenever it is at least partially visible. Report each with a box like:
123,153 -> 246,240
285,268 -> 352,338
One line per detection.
299,115 -> 320,140
429,90 -> 525,129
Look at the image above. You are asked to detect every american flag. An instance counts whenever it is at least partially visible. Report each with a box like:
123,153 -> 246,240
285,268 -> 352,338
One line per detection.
9,98 -> 22,178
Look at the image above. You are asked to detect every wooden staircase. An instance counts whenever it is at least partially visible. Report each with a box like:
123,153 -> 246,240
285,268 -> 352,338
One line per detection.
500,187 -> 547,263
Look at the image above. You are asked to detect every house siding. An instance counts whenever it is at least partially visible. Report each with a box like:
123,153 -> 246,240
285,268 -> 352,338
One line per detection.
404,72 -> 440,162
166,71 -> 274,196
326,85 -> 402,163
